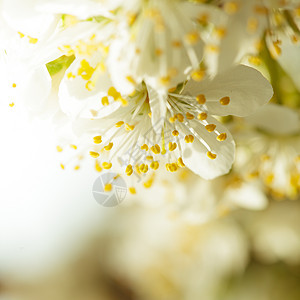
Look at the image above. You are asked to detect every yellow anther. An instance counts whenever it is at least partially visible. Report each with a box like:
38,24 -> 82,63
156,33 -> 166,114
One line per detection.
172,40 -> 182,48
186,112 -> 194,120
206,44 -> 220,53
178,157 -> 185,168
159,76 -> 171,86
205,124 -> 216,132
126,164 -> 133,176
143,177 -> 154,188
197,13 -> 209,25
248,55 -> 261,66
166,163 -> 178,172
176,113 -> 184,122
264,173 -> 274,185
78,59 -> 95,80
254,5 -> 269,15
18,32 -> 25,38
155,48 -> 163,56
247,17 -> 259,34
67,72 -> 75,79
214,26 -> 227,38
191,69 -> 205,82
86,80 -> 95,91
196,94 -> 206,105
89,151 -> 100,158
150,161 -> 159,170
151,144 -> 161,154
168,142 -> 177,151
141,144 -> 149,151
115,121 -> 124,128
12,83 -> 17,88
119,97 -> 128,107
129,187 -> 136,194
60,163 -> 65,170
217,133 -> 227,141
161,149 -> 166,155
74,165 -> 80,170
126,76 -> 136,85
197,112 -> 207,120
219,96 -> 230,105
184,135 -> 194,143
146,156 -> 153,161
185,31 -> 199,45
107,86 -> 121,100
148,112 -> 152,118
104,183 -> 112,192
272,41 -> 282,57
139,164 -> 149,173
95,160 -> 102,172
70,144 -> 77,150
101,96 -> 109,106
104,142 -> 113,151
56,146 -> 63,152
207,151 -> 217,159
169,116 -> 176,123
102,162 -> 112,169
261,154 -> 270,161
125,123 -> 135,131
224,1 -> 239,14
172,130 -> 179,136
28,36 -> 38,44
9,102 -> 15,107
93,136 -> 102,144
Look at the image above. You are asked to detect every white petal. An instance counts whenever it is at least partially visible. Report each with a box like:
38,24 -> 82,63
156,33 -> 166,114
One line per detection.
147,86 -> 166,135
245,103 -> 300,135
183,64 -> 273,117
2,0 -> 58,38
224,182 -> 268,210
179,116 -> 235,179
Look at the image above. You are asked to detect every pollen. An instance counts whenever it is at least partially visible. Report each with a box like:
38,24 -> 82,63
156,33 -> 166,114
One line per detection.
115,121 -> 124,128
95,160 -> 102,172
197,112 -> 207,120
103,162 -> 112,169
217,133 -> 227,141
104,142 -> 113,151
129,187 -> 136,194
184,135 -> 194,143
185,31 -> 200,45
126,164 -> 133,176
196,94 -> 206,105
169,142 -> 177,151
205,124 -> 216,132
70,144 -> 77,150
150,161 -> 159,170
56,146 -> 63,152
176,113 -> 184,122
172,130 -> 179,136
186,112 -> 194,120
191,69 -> 205,82
28,36 -> 38,44
219,96 -> 230,105
224,1 -> 239,14
151,144 -> 161,154
89,151 -> 100,158
207,151 -> 217,160
101,96 -> 109,106
178,157 -> 185,168
139,164 -> 149,173
141,144 -> 149,151
93,136 -> 102,144
125,123 -> 135,131
104,183 -> 112,192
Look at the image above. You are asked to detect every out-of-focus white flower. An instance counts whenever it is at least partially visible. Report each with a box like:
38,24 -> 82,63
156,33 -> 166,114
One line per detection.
60,65 -> 272,190
234,103 -> 300,199
209,0 -> 300,72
